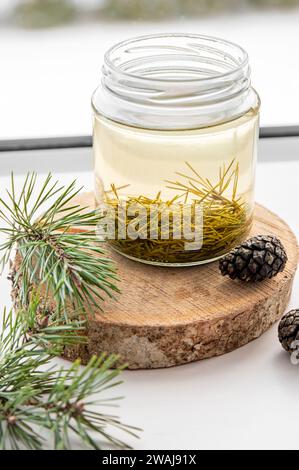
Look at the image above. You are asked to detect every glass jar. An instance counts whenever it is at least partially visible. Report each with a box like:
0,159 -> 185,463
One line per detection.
92,33 -> 260,266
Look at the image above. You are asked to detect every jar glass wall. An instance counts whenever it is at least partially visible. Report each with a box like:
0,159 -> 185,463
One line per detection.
92,34 -> 260,266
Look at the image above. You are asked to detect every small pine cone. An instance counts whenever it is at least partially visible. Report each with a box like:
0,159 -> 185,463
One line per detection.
219,235 -> 287,282
278,309 -> 299,354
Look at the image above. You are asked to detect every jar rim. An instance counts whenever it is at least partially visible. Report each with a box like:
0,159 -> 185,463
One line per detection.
104,32 -> 249,84
93,32 -> 257,130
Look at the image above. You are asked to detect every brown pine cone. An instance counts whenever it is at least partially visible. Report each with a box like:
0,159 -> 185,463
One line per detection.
278,309 -> 299,354
219,235 -> 287,282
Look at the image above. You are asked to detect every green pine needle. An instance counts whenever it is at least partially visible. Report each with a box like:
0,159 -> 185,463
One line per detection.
0,173 -> 119,317
0,303 -> 140,450
0,173 -> 140,450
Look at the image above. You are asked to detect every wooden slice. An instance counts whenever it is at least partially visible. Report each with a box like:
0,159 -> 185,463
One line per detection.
56,192 -> 299,369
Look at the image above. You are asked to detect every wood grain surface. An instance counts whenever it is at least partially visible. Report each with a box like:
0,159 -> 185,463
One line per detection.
12,191 -> 298,369
58,193 -> 299,369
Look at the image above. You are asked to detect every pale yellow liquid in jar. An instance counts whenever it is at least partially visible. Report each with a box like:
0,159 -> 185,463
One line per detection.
93,109 -> 259,265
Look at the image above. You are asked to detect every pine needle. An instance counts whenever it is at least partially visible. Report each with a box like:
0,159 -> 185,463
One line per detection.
0,173 -> 119,317
104,159 -> 251,264
0,301 -> 140,450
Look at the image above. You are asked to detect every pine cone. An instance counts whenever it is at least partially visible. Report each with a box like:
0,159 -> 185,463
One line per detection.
278,309 -> 299,354
219,235 -> 287,282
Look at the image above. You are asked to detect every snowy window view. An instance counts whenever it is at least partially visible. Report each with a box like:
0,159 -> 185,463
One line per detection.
1,0 -> 299,139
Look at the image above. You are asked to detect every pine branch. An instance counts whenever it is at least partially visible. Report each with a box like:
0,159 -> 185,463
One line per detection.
0,173 -> 140,449
0,173 -> 119,316
0,303 -> 140,450
17,291 -> 88,355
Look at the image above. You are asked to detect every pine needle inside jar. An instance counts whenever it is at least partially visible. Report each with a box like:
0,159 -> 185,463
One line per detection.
101,160 -> 252,266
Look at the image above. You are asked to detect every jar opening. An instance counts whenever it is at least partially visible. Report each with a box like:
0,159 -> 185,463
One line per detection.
104,33 -> 249,84
93,33 -> 258,130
